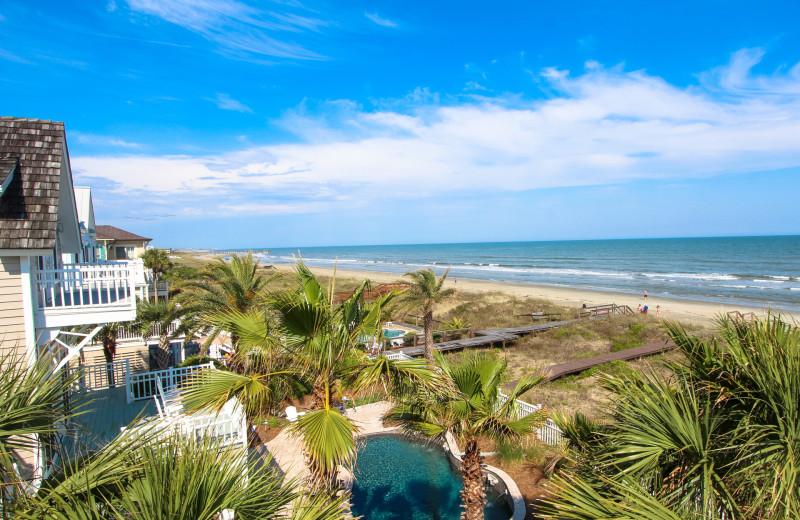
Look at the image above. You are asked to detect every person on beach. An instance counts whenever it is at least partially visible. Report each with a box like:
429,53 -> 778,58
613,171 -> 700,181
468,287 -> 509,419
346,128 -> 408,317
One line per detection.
637,304 -> 643,313
643,305 -> 648,314
643,290 -> 648,299
656,305 -> 661,318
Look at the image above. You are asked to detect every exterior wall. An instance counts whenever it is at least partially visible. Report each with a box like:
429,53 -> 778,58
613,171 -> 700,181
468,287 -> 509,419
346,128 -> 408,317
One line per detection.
107,241 -> 148,261
0,255 -> 26,361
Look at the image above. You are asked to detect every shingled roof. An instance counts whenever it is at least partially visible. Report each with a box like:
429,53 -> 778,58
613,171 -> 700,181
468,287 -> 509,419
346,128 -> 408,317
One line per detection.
95,225 -> 152,242
0,117 -> 66,250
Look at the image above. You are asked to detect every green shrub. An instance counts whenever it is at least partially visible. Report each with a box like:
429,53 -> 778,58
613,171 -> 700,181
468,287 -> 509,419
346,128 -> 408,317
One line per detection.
610,322 -> 647,352
402,333 -> 416,346
178,355 -> 226,370
497,440 -> 525,465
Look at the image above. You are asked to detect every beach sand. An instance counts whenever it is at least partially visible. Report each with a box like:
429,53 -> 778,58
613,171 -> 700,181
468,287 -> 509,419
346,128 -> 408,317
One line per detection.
267,263 -> 800,326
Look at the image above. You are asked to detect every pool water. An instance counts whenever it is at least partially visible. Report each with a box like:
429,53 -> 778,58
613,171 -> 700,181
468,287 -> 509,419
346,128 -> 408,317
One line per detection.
350,435 -> 513,520
384,329 -> 406,338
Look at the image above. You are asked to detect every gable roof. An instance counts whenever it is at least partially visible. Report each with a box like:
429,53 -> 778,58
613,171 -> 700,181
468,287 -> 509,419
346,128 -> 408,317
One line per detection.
96,225 -> 152,242
0,117 -> 66,250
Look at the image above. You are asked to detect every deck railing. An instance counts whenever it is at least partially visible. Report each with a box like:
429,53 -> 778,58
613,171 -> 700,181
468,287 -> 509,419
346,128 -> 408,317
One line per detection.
126,363 -> 214,403
69,359 -> 130,391
497,390 -> 563,446
35,263 -> 136,310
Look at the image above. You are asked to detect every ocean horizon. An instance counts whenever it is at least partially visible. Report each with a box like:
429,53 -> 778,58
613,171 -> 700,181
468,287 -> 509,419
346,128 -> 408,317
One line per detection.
220,236 -> 800,311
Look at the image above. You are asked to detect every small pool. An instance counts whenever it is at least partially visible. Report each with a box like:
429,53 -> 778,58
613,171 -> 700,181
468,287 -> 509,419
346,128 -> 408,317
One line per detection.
350,434 -> 512,520
384,328 -> 406,339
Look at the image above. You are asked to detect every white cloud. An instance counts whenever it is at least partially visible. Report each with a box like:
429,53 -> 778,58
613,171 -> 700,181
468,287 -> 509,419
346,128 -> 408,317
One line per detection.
71,132 -> 141,148
211,93 -> 253,112
73,49 -> 800,219
125,0 -> 326,60
365,12 -> 398,28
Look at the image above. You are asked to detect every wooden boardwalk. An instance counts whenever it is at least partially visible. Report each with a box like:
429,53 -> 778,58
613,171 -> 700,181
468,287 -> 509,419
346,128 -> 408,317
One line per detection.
391,332 -> 520,357
504,339 -> 677,390
474,320 -> 577,337
389,320 -> 577,357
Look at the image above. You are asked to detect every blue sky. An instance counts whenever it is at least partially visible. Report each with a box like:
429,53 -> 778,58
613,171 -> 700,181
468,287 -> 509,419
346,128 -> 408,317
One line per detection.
1,1 -> 799,248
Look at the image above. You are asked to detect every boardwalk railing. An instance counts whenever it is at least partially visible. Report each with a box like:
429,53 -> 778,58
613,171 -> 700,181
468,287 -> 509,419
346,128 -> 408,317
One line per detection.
497,390 -> 563,446
35,263 -> 136,310
126,363 -> 214,403
114,320 -> 182,343
69,359 -> 130,391
579,303 -> 634,318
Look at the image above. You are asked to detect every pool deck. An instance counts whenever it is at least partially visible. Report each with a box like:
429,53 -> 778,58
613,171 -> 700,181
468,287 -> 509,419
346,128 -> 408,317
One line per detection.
265,401 -> 396,483
264,401 -> 525,520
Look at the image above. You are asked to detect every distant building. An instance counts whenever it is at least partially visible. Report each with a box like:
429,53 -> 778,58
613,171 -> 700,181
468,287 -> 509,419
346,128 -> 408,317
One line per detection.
95,225 -> 152,261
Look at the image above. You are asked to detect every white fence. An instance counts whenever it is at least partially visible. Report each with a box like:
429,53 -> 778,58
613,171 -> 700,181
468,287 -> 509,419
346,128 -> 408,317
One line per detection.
497,390 -> 564,446
371,351 -> 414,361
69,359 -> 130,391
126,363 -> 214,403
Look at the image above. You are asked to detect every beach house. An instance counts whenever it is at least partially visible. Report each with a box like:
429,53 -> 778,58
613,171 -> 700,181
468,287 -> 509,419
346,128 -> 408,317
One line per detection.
1,117 -> 244,489
95,224 -> 151,261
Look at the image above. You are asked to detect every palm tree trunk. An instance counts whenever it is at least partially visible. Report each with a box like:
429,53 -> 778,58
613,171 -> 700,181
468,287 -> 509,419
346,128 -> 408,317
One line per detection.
154,334 -> 172,370
460,439 -> 485,520
424,310 -> 435,362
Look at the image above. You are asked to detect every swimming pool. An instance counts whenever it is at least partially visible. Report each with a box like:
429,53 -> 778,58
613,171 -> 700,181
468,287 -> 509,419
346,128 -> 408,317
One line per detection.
383,328 -> 406,338
350,434 -> 513,520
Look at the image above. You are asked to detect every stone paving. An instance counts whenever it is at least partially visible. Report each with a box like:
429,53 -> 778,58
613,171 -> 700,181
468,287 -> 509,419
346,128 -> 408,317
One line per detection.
264,401 -> 396,483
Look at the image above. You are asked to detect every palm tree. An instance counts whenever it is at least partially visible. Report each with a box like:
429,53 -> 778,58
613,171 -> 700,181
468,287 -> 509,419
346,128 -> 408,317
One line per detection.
183,260 -> 441,494
135,300 -> 195,370
140,248 -> 172,302
389,353 -> 546,520
538,313 -> 800,520
0,351 -> 84,505
179,253 -> 273,354
399,268 -> 456,362
97,322 -> 120,385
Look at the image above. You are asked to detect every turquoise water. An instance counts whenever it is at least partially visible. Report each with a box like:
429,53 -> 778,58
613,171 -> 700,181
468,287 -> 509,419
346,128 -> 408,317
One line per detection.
384,329 -> 405,338
350,435 -> 512,520
254,236 -> 800,310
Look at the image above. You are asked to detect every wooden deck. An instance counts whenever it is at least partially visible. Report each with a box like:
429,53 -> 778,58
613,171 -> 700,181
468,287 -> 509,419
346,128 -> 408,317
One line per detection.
504,339 -> 677,390
68,386 -> 157,451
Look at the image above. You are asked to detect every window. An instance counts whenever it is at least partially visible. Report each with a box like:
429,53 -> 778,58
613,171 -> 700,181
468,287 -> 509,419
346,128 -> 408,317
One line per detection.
115,246 -> 135,260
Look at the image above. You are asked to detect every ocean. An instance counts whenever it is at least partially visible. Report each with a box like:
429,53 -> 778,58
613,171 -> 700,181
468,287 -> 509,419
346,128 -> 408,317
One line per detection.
249,236 -> 800,311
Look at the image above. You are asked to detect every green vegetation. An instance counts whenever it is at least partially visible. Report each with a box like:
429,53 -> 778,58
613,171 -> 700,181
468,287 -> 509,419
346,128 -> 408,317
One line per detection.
540,314 -> 800,520
609,321 -> 647,351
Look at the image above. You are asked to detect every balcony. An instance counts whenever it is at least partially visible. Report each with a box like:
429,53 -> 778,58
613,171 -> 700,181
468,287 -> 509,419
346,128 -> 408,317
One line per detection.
33,262 -> 137,329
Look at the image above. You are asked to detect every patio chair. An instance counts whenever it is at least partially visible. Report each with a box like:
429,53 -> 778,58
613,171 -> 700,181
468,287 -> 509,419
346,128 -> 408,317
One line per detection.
285,406 -> 306,422
156,377 -> 182,416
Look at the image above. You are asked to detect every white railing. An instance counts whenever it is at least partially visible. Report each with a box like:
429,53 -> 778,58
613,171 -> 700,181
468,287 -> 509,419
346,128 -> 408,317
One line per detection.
69,359 -> 130,391
121,398 -> 248,450
369,351 -> 414,361
497,390 -> 563,445
126,363 -> 214,403
35,263 -> 135,310
115,320 -> 182,343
